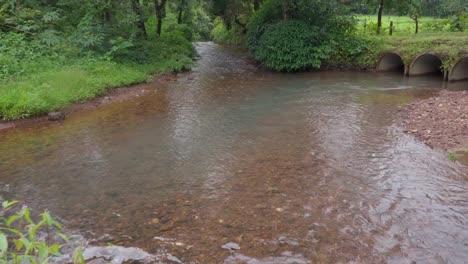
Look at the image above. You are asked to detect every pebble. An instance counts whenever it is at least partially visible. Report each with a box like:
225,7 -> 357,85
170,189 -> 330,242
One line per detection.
222,242 -> 240,251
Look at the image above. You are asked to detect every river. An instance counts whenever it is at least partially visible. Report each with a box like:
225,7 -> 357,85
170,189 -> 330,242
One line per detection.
0,42 -> 467,263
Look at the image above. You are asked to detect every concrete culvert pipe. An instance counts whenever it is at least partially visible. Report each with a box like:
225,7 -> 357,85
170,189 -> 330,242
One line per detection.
377,52 -> 405,72
409,53 -> 443,76
449,56 -> 468,82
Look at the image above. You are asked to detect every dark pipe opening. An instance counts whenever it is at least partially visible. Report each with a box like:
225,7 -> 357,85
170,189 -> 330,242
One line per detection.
450,57 -> 468,82
409,53 -> 443,76
377,53 -> 405,72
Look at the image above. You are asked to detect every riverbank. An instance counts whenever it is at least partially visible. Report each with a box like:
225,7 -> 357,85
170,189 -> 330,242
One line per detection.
401,90 -> 468,152
0,73 -> 180,132
0,57 -> 192,121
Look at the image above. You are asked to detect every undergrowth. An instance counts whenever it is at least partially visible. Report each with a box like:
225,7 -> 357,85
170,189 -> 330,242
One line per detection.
0,31 -> 194,120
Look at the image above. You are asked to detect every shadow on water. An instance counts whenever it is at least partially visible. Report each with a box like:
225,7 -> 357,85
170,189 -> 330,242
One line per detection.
0,42 -> 467,263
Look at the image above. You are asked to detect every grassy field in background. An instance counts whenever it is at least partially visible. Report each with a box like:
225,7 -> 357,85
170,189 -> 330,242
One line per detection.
355,15 -> 455,36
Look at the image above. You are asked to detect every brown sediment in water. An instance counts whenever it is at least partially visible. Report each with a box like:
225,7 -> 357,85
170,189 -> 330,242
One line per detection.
400,90 -> 468,151
0,73 -> 180,132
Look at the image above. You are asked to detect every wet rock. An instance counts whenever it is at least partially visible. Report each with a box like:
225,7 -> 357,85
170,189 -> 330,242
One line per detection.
48,111 -> 65,121
86,258 -> 108,264
224,251 -> 308,264
82,246 -> 153,264
95,234 -> 114,243
222,242 -> 240,251
167,255 -> 183,263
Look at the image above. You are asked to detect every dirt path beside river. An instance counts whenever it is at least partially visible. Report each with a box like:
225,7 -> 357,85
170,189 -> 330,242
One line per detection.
401,90 -> 468,152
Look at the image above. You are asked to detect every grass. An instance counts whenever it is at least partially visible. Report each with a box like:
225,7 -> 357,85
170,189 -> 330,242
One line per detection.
384,33 -> 468,67
355,32 -> 468,70
0,58 -> 192,120
0,29 -> 194,121
354,15 -> 461,36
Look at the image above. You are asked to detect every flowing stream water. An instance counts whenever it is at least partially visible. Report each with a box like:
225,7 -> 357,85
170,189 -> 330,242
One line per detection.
0,42 -> 467,263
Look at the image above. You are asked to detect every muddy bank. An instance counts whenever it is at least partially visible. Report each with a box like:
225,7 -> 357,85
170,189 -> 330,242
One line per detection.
0,73 -> 180,132
401,90 -> 468,151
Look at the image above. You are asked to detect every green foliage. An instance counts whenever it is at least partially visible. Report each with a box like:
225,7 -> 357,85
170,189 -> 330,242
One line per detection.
0,50 -> 192,120
247,0 -> 364,71
210,17 -> 245,45
191,16 -> 214,40
449,152 -> 456,162
253,20 -> 332,71
0,0 -> 198,120
0,27 -> 194,120
0,201 -> 83,264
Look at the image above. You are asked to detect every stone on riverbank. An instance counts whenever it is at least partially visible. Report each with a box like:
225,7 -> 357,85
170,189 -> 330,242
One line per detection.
48,111 -> 65,121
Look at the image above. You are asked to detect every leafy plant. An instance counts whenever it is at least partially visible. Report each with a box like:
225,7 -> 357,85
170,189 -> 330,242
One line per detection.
0,201 -> 83,264
253,20 -> 331,71
449,152 -> 456,162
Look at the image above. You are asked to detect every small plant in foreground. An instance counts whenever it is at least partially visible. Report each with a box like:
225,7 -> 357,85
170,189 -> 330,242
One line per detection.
0,201 -> 83,264
449,152 -> 456,162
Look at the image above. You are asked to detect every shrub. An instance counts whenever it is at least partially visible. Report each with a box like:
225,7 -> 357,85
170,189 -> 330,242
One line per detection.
109,30 -> 194,64
189,8 -> 214,40
210,17 -> 246,45
253,20 -> 332,71
247,0 -> 364,71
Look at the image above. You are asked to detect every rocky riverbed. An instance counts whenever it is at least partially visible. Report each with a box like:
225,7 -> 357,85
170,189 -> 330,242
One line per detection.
401,90 -> 468,151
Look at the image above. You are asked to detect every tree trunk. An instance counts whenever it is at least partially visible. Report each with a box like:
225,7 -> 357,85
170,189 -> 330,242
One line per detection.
254,0 -> 262,11
131,0 -> 147,39
415,15 -> 418,34
177,0 -> 187,24
154,0 -> 167,36
377,0 -> 384,34
283,0 -> 289,20
157,17 -> 163,36
178,9 -> 183,24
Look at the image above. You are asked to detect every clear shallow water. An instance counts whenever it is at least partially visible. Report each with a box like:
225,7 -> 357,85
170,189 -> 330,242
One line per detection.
0,42 -> 467,263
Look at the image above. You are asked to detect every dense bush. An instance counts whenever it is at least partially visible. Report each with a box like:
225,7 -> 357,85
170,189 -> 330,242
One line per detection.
254,20 -> 331,71
247,0 -> 364,71
0,32 -> 68,80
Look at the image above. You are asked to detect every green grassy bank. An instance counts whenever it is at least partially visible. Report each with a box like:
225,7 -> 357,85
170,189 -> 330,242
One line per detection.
0,33 -> 194,120
360,32 -> 468,70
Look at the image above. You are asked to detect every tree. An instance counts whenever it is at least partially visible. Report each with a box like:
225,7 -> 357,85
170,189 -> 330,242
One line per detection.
154,0 -> 167,36
377,0 -> 383,34
131,0 -> 148,39
442,0 -> 467,31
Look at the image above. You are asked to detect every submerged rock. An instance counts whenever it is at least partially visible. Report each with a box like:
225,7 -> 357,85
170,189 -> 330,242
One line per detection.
48,111 -> 65,121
